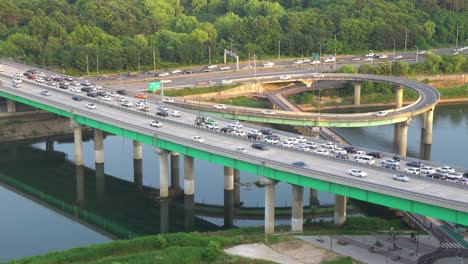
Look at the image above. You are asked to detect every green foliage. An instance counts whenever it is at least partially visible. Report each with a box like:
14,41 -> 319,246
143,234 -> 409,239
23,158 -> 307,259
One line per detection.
202,240 -> 222,262
322,257 -> 356,264
216,96 -> 271,109
338,65 -> 358,74
162,85 -> 234,97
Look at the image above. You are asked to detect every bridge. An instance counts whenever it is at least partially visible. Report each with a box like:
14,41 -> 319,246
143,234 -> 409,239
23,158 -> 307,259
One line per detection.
0,62 -> 466,235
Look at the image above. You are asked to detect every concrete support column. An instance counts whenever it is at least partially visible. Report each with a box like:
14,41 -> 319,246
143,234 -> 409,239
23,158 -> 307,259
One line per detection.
234,169 -> 241,207
309,189 -> 320,209
224,166 -> 234,191
94,129 -> 104,164
73,123 -> 83,166
96,163 -> 105,202
160,198 -> 169,233
6,99 -> 16,113
75,166 -> 85,207
184,194 -> 194,232
353,83 -> 361,106
171,152 -> 180,190
133,141 -> 143,160
311,127 -> 320,139
159,149 -> 169,198
184,156 -> 195,195
398,122 -> 409,157
291,185 -> 304,232
394,123 -> 401,147
264,179 -> 276,234
46,140 -> 54,152
334,195 -> 347,225
395,86 -> 404,109
224,189 -> 234,227
133,159 -> 143,191
424,108 -> 434,145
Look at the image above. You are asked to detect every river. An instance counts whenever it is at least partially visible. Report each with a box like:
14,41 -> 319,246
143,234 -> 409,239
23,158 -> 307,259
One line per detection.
0,103 -> 466,262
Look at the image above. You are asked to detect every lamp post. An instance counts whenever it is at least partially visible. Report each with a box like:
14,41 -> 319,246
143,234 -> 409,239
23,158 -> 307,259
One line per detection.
334,34 -> 338,70
392,38 -> 396,62
404,29 -> 410,52
278,40 -> 281,60
456,26 -> 463,49
415,45 -> 419,63
252,54 -> 257,81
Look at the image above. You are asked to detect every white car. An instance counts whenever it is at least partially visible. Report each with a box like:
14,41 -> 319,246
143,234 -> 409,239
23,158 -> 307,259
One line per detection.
293,59 -> 304,65
262,110 -> 276,115
364,57 -> 374,61
314,149 -> 329,156
381,159 -> 400,166
162,97 -> 174,103
221,80 -> 233,84
248,130 -> 262,136
264,137 -> 279,144
205,123 -> 220,130
85,103 -> 97,109
171,69 -> 182,74
296,136 -> 307,143
394,55 -> 403,59
436,166 -> 455,173
324,57 -> 336,63
420,167 -> 435,174
40,90 -> 51,96
13,78 -> 23,84
13,72 -> 22,77
161,79 -> 172,83
296,145 -> 311,152
71,87 -> 81,93
36,77 -> 45,83
304,141 -> 318,149
322,142 -> 338,149
232,130 -> 246,137
377,54 -> 388,59
171,110 -> 182,117
405,168 -> 420,174
158,72 -> 170,77
220,66 -> 231,71
348,169 -> 367,177
207,64 -> 218,69
231,121 -> 243,128
446,172 -> 463,179
310,60 -> 321,65
279,75 -> 291,80
121,100 -> 132,107
281,141 -> 294,148
100,96 -> 111,101
263,62 -> 275,67
311,73 -> 324,78
374,111 -> 388,117
393,174 -> 410,182
235,147 -> 247,153
330,147 -> 347,155
286,137 -> 299,145
351,57 -> 361,61
213,104 -> 227,109
366,53 -> 375,58
157,105 -> 168,111
191,136 -> 205,143
150,120 -> 162,127
242,65 -> 253,69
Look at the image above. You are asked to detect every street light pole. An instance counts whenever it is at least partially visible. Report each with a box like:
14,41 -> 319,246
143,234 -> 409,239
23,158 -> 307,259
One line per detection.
278,40 -> 281,60
253,54 -> 257,81
392,38 -> 396,62
334,34 -> 338,70
415,45 -> 419,63
456,26 -> 463,49
404,29 -> 410,52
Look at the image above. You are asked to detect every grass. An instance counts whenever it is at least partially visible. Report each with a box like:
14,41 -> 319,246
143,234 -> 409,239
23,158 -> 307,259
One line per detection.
211,96 -> 272,109
158,85 -> 236,97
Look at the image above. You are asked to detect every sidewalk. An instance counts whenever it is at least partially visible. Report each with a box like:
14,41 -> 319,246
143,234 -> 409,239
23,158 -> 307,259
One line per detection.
298,234 -> 440,264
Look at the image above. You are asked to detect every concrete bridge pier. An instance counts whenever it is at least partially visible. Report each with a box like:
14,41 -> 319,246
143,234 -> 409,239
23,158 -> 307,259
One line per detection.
291,185 -> 304,232
398,122 -> 409,157
224,167 -> 235,227
310,189 -> 320,209
133,159 -> 143,190
184,194 -> 194,232
6,99 -> 16,113
184,156 -> 195,195
334,195 -> 347,225
133,141 -> 143,160
302,79 -> 314,88
311,127 -> 320,139
234,169 -> 241,207
94,129 -> 104,164
75,165 -> 85,207
353,83 -> 361,106
423,108 -> 434,145
158,148 -> 169,198
73,123 -> 83,166
160,198 -> 169,233
96,163 -> 105,202
171,152 -> 180,191
46,140 -> 54,152
264,178 -> 276,234
395,86 -> 404,109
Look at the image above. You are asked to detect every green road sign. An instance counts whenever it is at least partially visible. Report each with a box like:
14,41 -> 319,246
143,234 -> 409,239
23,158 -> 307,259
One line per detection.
149,81 -> 161,92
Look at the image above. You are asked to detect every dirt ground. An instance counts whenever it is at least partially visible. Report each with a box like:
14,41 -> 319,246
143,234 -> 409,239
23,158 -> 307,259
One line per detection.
224,238 -> 343,264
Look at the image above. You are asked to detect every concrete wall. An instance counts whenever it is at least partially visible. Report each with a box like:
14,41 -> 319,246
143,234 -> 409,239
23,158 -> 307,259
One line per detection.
182,83 -> 284,100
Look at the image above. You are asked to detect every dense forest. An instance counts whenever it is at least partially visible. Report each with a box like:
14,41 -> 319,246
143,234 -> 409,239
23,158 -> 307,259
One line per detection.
0,0 -> 466,73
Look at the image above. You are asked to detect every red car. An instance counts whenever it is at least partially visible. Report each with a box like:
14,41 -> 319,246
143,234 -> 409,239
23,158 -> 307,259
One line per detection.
27,74 -> 36,80
135,93 -> 148,99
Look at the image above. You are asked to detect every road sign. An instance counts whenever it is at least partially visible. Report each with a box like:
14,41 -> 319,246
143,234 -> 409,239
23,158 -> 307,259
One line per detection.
149,81 -> 161,92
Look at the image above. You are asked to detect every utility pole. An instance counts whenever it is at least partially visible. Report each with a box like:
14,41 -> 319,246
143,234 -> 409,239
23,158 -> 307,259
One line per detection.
208,45 -> 212,65
405,29 -> 410,52
415,45 -> 419,63
392,38 -> 396,62
86,54 -> 89,76
153,48 -> 156,71
278,40 -> 281,60
456,26 -> 463,49
334,34 -> 338,70
96,51 -> 99,76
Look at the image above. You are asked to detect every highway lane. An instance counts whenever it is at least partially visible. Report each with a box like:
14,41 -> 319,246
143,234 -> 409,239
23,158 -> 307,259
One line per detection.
1,70 -> 468,217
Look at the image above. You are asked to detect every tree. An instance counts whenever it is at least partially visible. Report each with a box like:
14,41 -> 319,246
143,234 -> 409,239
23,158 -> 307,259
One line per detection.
338,65 -> 358,74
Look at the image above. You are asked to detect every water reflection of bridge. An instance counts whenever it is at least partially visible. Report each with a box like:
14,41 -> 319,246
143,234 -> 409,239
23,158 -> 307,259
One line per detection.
0,141 -> 344,238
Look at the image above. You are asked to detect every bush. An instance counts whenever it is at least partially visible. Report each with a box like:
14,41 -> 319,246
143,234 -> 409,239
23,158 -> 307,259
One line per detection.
202,240 -> 222,263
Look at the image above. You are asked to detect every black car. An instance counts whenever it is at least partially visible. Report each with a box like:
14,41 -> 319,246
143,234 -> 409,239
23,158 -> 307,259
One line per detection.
97,91 -> 106,96
260,128 -> 273,135
81,87 -> 91,92
251,143 -> 268,150
381,164 -> 399,170
335,153 -> 349,160
406,161 -> 424,168
55,77 -> 64,82
220,127 -> 234,133
64,76 -> 74,81
183,70 -> 193,74
367,151 -> 384,158
247,134 -> 261,140
392,155 -> 401,161
266,134 -> 280,140
117,89 -> 127,95
72,95 -> 83,101
156,111 -> 169,117
343,146 -> 357,154
86,92 -> 98,97
427,173 -> 447,180
59,82 -> 69,89
464,172 -> 468,178
292,161 -> 307,167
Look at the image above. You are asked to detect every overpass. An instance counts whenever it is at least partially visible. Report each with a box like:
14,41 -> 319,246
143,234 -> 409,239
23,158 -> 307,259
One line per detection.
0,63 -> 466,235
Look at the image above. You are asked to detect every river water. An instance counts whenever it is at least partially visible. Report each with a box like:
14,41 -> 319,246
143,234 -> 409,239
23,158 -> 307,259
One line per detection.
0,103 -> 466,262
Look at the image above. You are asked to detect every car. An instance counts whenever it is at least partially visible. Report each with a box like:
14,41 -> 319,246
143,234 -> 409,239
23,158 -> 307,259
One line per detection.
427,173 -> 447,180
262,110 -> 276,115
367,152 -> 384,158
171,110 -> 182,117
310,60 -> 321,65
161,79 -> 172,83
201,68 -> 212,72
292,161 -> 308,168
232,130 -> 246,137
281,141 -> 294,148
207,65 -> 218,69
135,93 -> 148,99
366,53 -> 375,58
280,75 -> 291,80
157,105 -> 168,111
213,104 -> 227,109
374,111 -> 388,117
13,72 -> 22,77
263,62 -> 275,67
138,106 -> 151,112
296,136 -> 307,143
156,111 -> 169,117
348,169 -> 367,177
383,159 -> 400,166
86,92 -> 98,97
12,83 -> 21,88
381,164 -> 399,170
204,117 -> 218,124
71,80 -> 80,86
150,120 -> 162,127
335,153 -> 350,160
404,168 -> 420,175
85,103 -> 97,109
221,80 -> 233,84
247,133 -> 262,140
251,143 -> 268,150
40,90 -> 51,96
304,141 -> 318,149
13,78 -> 23,84
330,147 -> 347,155
121,100 -> 132,107
324,56 -> 336,63
231,121 -> 243,128
27,74 -> 36,80
393,174 -> 410,182
162,97 -> 174,103
343,146 -> 357,153
420,167 -> 435,174
100,96 -> 111,101
81,87 -> 91,92
225,124 -> 238,131
376,54 -> 388,59
220,127 -> 234,133
314,149 -> 329,156
171,69 -> 182,74
355,155 -> 375,165
116,89 -> 127,95
36,77 -> 45,83
260,129 -> 273,136
311,73 -> 324,78
183,70 -> 194,74
464,172 -> 468,178
406,161 -> 424,168
135,102 -> 147,108
191,136 -> 205,143
293,59 -> 304,65
264,137 -> 279,144
285,137 -> 299,145
71,87 -> 81,93
392,155 -> 401,161
242,65 -> 253,69
455,179 -> 468,185
446,172 -> 463,179
296,145 -> 311,152
351,57 -> 361,61
322,142 -> 338,149
59,82 -> 69,89
235,147 -> 247,153
72,95 -> 83,101
220,66 -> 231,71
364,57 -> 374,61
394,55 -> 403,59
158,72 -> 170,77
417,50 -> 427,55
436,166 -> 455,173
81,80 -> 91,86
